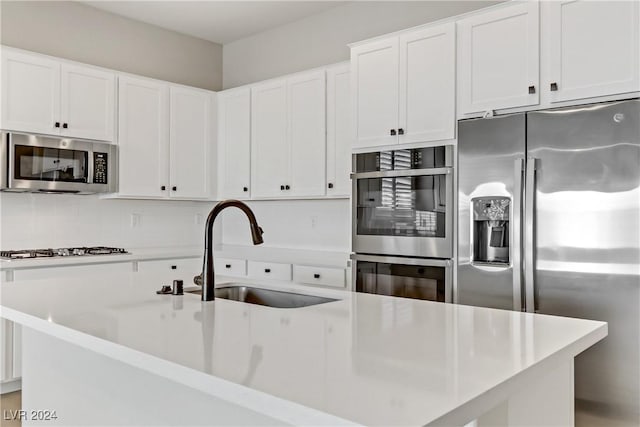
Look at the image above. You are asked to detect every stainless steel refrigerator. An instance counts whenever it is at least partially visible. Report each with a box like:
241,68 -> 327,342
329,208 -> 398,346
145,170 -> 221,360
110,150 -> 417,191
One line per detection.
457,98 -> 639,426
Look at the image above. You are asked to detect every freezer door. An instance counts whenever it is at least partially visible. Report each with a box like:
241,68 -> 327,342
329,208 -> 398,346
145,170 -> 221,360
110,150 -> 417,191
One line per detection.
527,99 -> 640,424
457,113 -> 526,310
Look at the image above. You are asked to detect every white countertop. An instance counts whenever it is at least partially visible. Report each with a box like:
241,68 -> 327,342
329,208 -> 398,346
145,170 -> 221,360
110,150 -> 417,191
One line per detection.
0,274 -> 606,426
0,245 -> 350,270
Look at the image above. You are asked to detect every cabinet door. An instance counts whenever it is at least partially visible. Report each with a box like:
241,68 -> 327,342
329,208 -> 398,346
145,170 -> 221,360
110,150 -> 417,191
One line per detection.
548,0 -> 640,103
399,23 -> 455,143
117,76 -> 169,198
169,86 -> 211,199
251,80 -> 288,198
0,319 -> 12,381
287,70 -> 326,198
60,64 -> 115,141
1,50 -> 61,135
351,37 -> 399,148
458,2 -> 539,114
326,64 -> 351,197
218,88 -> 251,199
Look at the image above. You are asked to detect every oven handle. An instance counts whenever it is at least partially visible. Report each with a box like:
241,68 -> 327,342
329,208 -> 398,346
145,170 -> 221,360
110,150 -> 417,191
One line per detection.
350,253 -> 452,268
350,167 -> 453,180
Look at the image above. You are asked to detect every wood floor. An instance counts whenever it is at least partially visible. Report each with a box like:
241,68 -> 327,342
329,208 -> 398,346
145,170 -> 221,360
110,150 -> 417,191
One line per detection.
0,391 -> 21,427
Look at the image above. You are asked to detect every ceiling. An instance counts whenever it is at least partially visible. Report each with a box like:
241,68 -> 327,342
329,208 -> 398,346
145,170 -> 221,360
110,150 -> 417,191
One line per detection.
83,1 -> 346,45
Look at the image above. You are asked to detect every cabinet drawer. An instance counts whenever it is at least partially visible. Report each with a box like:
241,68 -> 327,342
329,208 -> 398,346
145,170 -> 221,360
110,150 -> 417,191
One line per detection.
137,258 -> 201,285
214,257 -> 246,277
247,261 -> 292,281
13,262 -> 131,281
293,265 -> 346,288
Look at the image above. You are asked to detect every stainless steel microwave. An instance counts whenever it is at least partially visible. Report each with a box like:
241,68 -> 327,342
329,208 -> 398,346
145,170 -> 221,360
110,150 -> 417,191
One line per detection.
0,132 -> 116,194
351,145 -> 453,259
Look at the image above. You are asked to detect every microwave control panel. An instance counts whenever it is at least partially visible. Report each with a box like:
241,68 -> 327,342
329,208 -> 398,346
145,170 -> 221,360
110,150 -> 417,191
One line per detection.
93,152 -> 108,184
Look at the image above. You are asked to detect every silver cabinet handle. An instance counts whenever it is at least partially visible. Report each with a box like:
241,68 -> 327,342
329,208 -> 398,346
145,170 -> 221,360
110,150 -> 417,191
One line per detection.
512,158 -> 525,311
524,157 -> 537,312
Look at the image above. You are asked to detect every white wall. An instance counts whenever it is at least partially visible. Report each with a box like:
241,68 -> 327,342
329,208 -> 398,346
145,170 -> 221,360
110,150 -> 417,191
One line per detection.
223,0 -> 501,88
219,200 -> 350,252
0,1 -> 223,90
0,193 -> 214,251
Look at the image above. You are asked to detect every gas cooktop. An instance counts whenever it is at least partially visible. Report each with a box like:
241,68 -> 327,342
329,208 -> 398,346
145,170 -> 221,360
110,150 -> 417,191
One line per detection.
0,247 -> 129,260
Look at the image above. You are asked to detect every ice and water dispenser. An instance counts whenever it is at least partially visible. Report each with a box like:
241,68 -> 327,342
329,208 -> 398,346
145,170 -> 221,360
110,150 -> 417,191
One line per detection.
471,197 -> 510,265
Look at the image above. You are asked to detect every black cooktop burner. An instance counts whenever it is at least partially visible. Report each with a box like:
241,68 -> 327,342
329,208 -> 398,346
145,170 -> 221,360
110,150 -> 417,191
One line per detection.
0,247 -> 129,260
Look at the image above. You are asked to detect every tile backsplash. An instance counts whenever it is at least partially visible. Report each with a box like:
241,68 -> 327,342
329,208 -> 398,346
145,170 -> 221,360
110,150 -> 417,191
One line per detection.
0,194 -> 351,252
0,193 -> 214,250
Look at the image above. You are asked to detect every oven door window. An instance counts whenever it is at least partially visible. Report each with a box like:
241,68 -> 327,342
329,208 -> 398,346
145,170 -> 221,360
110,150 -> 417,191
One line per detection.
357,175 -> 447,237
356,261 -> 446,302
14,145 -> 88,183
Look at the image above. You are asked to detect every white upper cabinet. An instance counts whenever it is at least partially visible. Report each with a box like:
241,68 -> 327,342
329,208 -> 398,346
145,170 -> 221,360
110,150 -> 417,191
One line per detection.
1,50 -> 61,135
117,75 -> 169,198
458,2 -> 539,114
351,37 -> 399,148
1,49 -> 115,141
326,64 -> 351,197
350,22 -> 456,150
399,22 -> 455,143
251,79 -> 288,198
117,75 -> 212,200
60,64 -> 115,141
546,0 -> 640,103
287,70 -> 326,198
218,88 -> 251,199
169,86 -> 211,200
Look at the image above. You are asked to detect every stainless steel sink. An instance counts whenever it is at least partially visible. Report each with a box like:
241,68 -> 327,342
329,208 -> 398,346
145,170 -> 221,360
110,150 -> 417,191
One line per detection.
186,285 -> 337,308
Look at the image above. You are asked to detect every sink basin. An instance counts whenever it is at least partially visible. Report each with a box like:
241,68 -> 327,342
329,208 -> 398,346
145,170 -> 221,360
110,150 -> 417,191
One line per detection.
185,285 -> 337,308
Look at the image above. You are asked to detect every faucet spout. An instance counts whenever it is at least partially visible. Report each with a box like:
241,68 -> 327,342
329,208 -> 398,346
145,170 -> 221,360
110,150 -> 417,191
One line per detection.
196,200 -> 264,301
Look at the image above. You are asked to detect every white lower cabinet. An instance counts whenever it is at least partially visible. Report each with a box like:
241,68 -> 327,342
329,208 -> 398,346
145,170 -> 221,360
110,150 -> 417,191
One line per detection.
12,262 -> 131,281
293,265 -> 346,288
136,258 -> 202,286
214,257 -> 247,278
247,261 -> 292,282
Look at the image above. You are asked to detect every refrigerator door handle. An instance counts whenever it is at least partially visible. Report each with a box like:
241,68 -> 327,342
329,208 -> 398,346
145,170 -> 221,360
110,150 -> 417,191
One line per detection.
524,157 -> 537,312
512,158 -> 525,311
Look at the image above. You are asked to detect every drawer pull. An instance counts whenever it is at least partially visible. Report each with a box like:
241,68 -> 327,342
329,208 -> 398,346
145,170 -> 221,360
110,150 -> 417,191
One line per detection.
264,268 -> 271,273
313,273 -> 320,279
225,264 -> 231,269
171,265 -> 177,270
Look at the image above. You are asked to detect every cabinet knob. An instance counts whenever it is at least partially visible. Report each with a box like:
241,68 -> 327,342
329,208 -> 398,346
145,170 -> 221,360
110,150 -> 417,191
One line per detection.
313,273 -> 320,279
528,85 -> 536,94
54,122 -> 60,128
285,185 -> 290,190
62,123 -> 68,129
550,82 -> 558,91
398,128 -> 404,135
280,185 -> 285,191
390,129 -> 397,136
264,268 -> 271,273
172,186 -> 177,191
328,183 -> 334,189
225,264 -> 231,269
243,187 -> 248,192
161,185 -> 166,191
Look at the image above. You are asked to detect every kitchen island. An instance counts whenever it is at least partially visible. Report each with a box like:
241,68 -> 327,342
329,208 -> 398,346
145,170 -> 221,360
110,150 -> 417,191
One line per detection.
0,273 -> 606,426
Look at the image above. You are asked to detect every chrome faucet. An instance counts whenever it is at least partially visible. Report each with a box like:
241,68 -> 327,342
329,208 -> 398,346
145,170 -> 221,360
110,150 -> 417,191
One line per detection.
194,200 -> 264,301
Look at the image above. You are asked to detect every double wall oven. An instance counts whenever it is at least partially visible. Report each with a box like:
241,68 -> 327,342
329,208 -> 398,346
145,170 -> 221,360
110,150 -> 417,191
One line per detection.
351,145 -> 453,303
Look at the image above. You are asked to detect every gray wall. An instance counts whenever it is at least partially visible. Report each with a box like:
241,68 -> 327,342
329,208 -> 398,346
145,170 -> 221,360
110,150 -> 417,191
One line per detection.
0,1 -> 223,91
223,1 -> 501,89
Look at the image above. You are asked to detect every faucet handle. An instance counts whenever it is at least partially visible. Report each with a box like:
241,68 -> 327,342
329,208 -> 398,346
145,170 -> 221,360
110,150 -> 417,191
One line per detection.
193,274 -> 203,286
